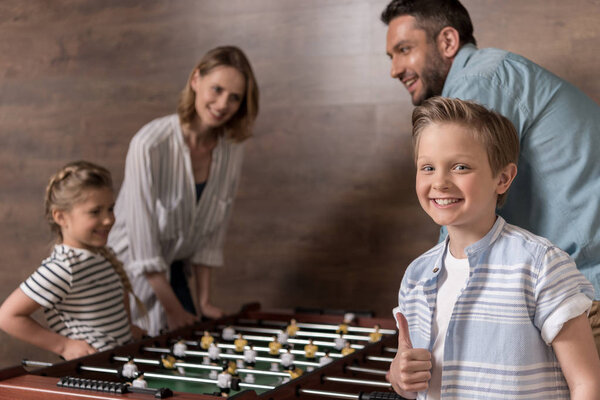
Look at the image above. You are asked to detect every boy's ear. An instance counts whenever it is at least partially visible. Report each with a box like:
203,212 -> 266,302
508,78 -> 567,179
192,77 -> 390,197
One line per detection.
436,26 -> 460,59
496,163 -> 518,195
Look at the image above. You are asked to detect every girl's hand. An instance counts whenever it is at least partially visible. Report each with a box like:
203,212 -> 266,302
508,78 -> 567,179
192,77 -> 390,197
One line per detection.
60,338 -> 97,360
130,324 -> 147,340
387,312 -> 431,397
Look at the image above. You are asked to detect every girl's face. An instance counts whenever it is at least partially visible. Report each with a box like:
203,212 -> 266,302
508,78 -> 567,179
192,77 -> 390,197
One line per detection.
54,187 -> 115,251
191,65 -> 246,130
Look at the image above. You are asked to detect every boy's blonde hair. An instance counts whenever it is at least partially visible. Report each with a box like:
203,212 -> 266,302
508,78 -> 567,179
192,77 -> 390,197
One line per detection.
45,161 -> 146,318
412,97 -> 520,207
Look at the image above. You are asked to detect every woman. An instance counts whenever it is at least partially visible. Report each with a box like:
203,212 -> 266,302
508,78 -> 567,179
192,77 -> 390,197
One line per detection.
108,46 -> 259,336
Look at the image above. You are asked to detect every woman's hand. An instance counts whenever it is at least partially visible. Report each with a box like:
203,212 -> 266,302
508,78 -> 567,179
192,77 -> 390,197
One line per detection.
60,338 -> 97,360
166,308 -> 198,331
387,312 -> 431,398
199,302 -> 224,320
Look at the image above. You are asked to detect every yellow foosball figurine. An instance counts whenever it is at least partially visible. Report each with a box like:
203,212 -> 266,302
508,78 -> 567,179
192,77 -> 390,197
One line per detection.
336,313 -> 355,334
369,324 -> 383,343
234,333 -> 248,354
341,341 -> 355,356
304,338 -> 318,360
200,330 -> 215,350
268,335 -> 282,356
286,318 -> 300,337
288,366 -> 304,379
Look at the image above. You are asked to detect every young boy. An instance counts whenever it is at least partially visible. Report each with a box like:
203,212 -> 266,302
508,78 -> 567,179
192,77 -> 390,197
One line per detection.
388,97 -> 600,399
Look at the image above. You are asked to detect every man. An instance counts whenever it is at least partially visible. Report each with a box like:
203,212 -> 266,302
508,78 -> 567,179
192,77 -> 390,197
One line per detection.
381,0 -> 600,394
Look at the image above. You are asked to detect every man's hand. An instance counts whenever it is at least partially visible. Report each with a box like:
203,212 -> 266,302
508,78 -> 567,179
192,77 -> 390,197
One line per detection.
387,312 -> 432,397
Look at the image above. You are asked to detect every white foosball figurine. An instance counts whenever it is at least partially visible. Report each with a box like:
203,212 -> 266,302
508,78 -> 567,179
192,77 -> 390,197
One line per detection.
244,345 -> 257,369
236,359 -> 244,369
244,373 -> 255,384
121,357 -> 138,379
173,339 -> 187,358
217,366 -> 232,397
319,350 -> 333,366
334,334 -> 347,351
280,347 -> 295,371
208,342 -> 221,364
209,369 -> 219,380
277,330 -> 289,345
222,325 -> 236,342
132,374 -> 148,389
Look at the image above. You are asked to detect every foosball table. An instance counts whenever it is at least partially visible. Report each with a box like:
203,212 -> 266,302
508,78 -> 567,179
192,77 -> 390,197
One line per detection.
0,304 -> 405,399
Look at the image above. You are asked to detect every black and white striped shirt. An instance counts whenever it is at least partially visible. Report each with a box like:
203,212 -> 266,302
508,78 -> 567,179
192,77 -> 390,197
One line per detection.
20,245 -> 132,351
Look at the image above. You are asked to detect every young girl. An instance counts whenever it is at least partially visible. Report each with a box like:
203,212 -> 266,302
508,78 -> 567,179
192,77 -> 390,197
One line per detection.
0,161 -> 144,360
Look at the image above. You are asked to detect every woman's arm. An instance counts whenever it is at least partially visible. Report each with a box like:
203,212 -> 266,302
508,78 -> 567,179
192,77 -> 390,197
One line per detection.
145,272 -> 198,330
193,264 -> 224,319
0,288 -> 96,360
553,312 -> 600,399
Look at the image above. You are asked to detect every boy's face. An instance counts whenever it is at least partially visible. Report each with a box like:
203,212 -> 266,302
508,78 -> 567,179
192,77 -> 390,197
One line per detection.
415,122 -> 507,238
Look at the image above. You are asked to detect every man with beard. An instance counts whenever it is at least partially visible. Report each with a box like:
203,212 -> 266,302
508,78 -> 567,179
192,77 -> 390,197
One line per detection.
381,0 -> 600,395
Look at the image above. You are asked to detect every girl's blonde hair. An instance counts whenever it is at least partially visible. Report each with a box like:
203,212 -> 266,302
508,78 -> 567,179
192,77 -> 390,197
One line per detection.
45,161 -> 146,317
177,45 -> 259,142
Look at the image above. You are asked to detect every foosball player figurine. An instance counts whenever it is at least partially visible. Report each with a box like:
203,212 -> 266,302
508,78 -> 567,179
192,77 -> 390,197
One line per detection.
277,329 -> 289,345
121,356 -> 138,380
336,312 -> 355,335
200,330 -> 215,350
368,324 -> 383,343
244,344 -> 257,368
334,333 -> 347,351
341,341 -> 355,356
221,325 -> 236,342
160,354 -> 177,370
280,346 -> 295,371
319,350 -> 333,367
269,335 -> 282,371
233,333 -> 247,354
216,365 -> 232,397
304,338 -> 318,361
132,373 -> 148,389
226,360 -> 240,378
208,341 -> 221,365
286,318 -> 299,337
172,337 -> 188,358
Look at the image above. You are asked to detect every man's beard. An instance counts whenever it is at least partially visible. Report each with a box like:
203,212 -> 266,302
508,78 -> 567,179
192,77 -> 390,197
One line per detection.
413,46 -> 450,106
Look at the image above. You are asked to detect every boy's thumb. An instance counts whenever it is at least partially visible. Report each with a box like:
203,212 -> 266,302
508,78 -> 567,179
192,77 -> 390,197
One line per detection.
396,312 -> 413,350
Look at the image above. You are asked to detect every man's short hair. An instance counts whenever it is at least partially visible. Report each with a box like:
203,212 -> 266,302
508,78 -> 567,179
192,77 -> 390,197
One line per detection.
412,97 -> 519,207
381,0 -> 476,47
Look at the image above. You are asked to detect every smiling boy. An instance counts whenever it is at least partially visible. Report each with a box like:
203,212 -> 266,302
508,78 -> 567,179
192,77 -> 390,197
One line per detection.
388,97 -> 600,400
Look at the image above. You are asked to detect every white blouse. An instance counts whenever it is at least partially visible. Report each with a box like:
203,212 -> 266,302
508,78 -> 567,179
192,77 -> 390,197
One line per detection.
108,114 -> 244,334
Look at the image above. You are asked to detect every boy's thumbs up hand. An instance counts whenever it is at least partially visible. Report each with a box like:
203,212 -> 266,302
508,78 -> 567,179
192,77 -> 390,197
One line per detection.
386,312 -> 432,397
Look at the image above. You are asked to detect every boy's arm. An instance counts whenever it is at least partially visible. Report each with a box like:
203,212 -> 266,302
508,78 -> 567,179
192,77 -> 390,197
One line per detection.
552,313 -> 600,399
0,288 -> 96,360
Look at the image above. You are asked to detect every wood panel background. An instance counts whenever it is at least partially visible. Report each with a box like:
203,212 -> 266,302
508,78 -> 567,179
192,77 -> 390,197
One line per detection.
0,0 -> 599,368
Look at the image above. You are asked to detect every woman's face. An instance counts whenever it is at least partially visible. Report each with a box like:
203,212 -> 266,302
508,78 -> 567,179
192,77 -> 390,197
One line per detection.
191,65 -> 246,130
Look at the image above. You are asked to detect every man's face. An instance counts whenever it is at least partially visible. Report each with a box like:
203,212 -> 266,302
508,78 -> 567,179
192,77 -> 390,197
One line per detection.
386,15 -> 451,105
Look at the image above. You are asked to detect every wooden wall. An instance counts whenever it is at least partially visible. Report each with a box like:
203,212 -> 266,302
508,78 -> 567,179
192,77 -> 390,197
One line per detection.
0,0 -> 599,368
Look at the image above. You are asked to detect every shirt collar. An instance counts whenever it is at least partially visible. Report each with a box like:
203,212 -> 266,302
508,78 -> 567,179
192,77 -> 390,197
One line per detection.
443,43 -> 478,95
464,215 -> 506,256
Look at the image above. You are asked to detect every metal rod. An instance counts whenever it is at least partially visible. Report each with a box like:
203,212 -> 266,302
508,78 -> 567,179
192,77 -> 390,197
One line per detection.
22,360 -> 53,368
366,356 -> 394,363
323,376 -> 391,388
298,388 -> 359,399
237,319 -> 396,335
346,366 -> 388,376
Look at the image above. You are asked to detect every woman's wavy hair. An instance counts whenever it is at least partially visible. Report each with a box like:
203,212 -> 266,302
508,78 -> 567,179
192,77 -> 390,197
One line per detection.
177,46 -> 259,142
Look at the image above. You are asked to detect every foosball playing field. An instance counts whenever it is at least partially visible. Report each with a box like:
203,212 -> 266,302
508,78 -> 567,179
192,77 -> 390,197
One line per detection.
0,304 -> 407,399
